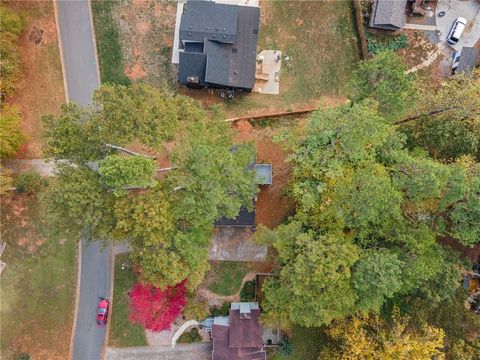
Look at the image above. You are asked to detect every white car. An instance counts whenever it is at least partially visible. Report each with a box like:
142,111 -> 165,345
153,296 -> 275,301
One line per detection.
447,17 -> 467,45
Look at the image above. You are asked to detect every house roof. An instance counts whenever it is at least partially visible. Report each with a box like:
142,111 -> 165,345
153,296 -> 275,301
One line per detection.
456,47 -> 479,74
178,1 -> 260,90
214,205 -> 255,227
212,303 -> 266,360
370,0 -> 407,30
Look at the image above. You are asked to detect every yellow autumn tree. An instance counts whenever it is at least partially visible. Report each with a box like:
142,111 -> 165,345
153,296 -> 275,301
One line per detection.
318,310 -> 445,360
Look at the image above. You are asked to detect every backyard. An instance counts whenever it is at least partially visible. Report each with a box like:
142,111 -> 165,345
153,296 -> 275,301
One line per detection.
0,193 -> 76,359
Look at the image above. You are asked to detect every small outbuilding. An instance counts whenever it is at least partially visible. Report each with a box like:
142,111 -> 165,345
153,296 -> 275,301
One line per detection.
370,0 -> 407,31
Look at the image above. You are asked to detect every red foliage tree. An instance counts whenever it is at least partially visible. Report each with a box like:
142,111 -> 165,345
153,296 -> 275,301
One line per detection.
129,280 -> 187,332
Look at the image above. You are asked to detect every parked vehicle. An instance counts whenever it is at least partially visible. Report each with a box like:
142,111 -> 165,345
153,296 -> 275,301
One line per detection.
447,17 -> 467,45
97,297 -> 109,325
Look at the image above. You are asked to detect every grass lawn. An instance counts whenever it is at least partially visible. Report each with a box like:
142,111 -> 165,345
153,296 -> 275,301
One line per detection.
206,261 -> 251,296
271,326 -> 326,360
108,253 -> 147,347
91,1 -> 130,85
0,193 -> 76,359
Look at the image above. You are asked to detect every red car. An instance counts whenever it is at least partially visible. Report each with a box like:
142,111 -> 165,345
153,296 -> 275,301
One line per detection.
97,298 -> 109,326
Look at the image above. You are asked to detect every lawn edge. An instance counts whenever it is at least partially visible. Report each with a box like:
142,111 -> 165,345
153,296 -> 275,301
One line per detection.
88,0 -> 102,86
68,240 -> 82,360
104,246 -> 115,355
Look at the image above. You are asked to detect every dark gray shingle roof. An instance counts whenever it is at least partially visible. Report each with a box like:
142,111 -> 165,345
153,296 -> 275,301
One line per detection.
457,47 -> 479,74
370,0 -> 407,30
178,1 -> 260,90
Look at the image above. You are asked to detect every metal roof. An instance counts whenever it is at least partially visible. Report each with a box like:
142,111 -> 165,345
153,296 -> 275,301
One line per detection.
370,0 -> 407,30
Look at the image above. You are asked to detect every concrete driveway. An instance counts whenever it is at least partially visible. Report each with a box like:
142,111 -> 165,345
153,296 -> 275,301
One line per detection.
436,0 -> 480,51
106,343 -> 212,360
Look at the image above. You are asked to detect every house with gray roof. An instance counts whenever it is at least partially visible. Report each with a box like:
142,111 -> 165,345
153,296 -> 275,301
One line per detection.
370,0 -> 407,31
178,0 -> 260,91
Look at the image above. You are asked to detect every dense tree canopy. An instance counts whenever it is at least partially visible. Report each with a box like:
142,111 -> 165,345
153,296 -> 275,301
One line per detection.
43,84 -> 257,289
318,311 -> 445,360
261,97 -> 470,329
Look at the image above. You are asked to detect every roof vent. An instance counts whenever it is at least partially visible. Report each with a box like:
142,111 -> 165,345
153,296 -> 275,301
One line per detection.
207,26 -> 210,30
216,26 -> 219,31
222,35 -> 226,39
232,48 -> 237,53
223,27 -> 226,31
188,32 -> 192,36
212,34 -> 216,38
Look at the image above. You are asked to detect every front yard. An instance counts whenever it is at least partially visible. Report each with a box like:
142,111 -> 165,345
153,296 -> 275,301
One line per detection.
0,193 -> 76,359
108,253 -> 148,347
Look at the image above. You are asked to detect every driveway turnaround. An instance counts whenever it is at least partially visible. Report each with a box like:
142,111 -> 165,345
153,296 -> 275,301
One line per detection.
55,1 -> 111,359
56,0 -> 100,105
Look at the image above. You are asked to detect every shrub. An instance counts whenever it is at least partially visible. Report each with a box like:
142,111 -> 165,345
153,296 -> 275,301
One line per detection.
15,171 -> 44,193
209,302 -> 230,317
177,327 -> 202,343
240,280 -> 256,302
366,32 -> 408,54
14,354 -> 31,360
183,297 -> 208,321
129,280 -> 187,332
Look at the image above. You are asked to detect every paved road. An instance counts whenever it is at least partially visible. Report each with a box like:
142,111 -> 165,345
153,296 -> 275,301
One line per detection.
74,242 -> 112,360
55,1 -> 110,359
56,0 -> 100,105
106,343 -> 212,360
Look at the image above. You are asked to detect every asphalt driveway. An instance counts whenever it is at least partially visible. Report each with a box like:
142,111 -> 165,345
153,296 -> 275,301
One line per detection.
56,0 -> 100,105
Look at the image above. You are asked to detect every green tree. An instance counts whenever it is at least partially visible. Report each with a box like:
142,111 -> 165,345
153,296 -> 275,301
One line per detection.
0,105 -> 25,159
351,249 -> 404,313
99,155 -> 157,196
42,103 -> 107,163
168,118 -> 257,227
261,222 -> 360,328
44,165 -> 115,241
348,51 -> 414,120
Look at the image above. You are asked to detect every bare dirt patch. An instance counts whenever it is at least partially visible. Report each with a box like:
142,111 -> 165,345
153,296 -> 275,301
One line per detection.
113,0 -> 177,86
5,1 -> 65,159
235,120 -> 296,228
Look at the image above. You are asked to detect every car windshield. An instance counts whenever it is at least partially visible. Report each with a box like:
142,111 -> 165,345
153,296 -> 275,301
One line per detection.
99,308 -> 106,314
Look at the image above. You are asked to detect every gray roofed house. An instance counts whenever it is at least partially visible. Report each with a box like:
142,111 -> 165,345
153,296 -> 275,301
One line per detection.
370,0 -> 407,31
178,0 -> 260,91
455,47 -> 479,75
